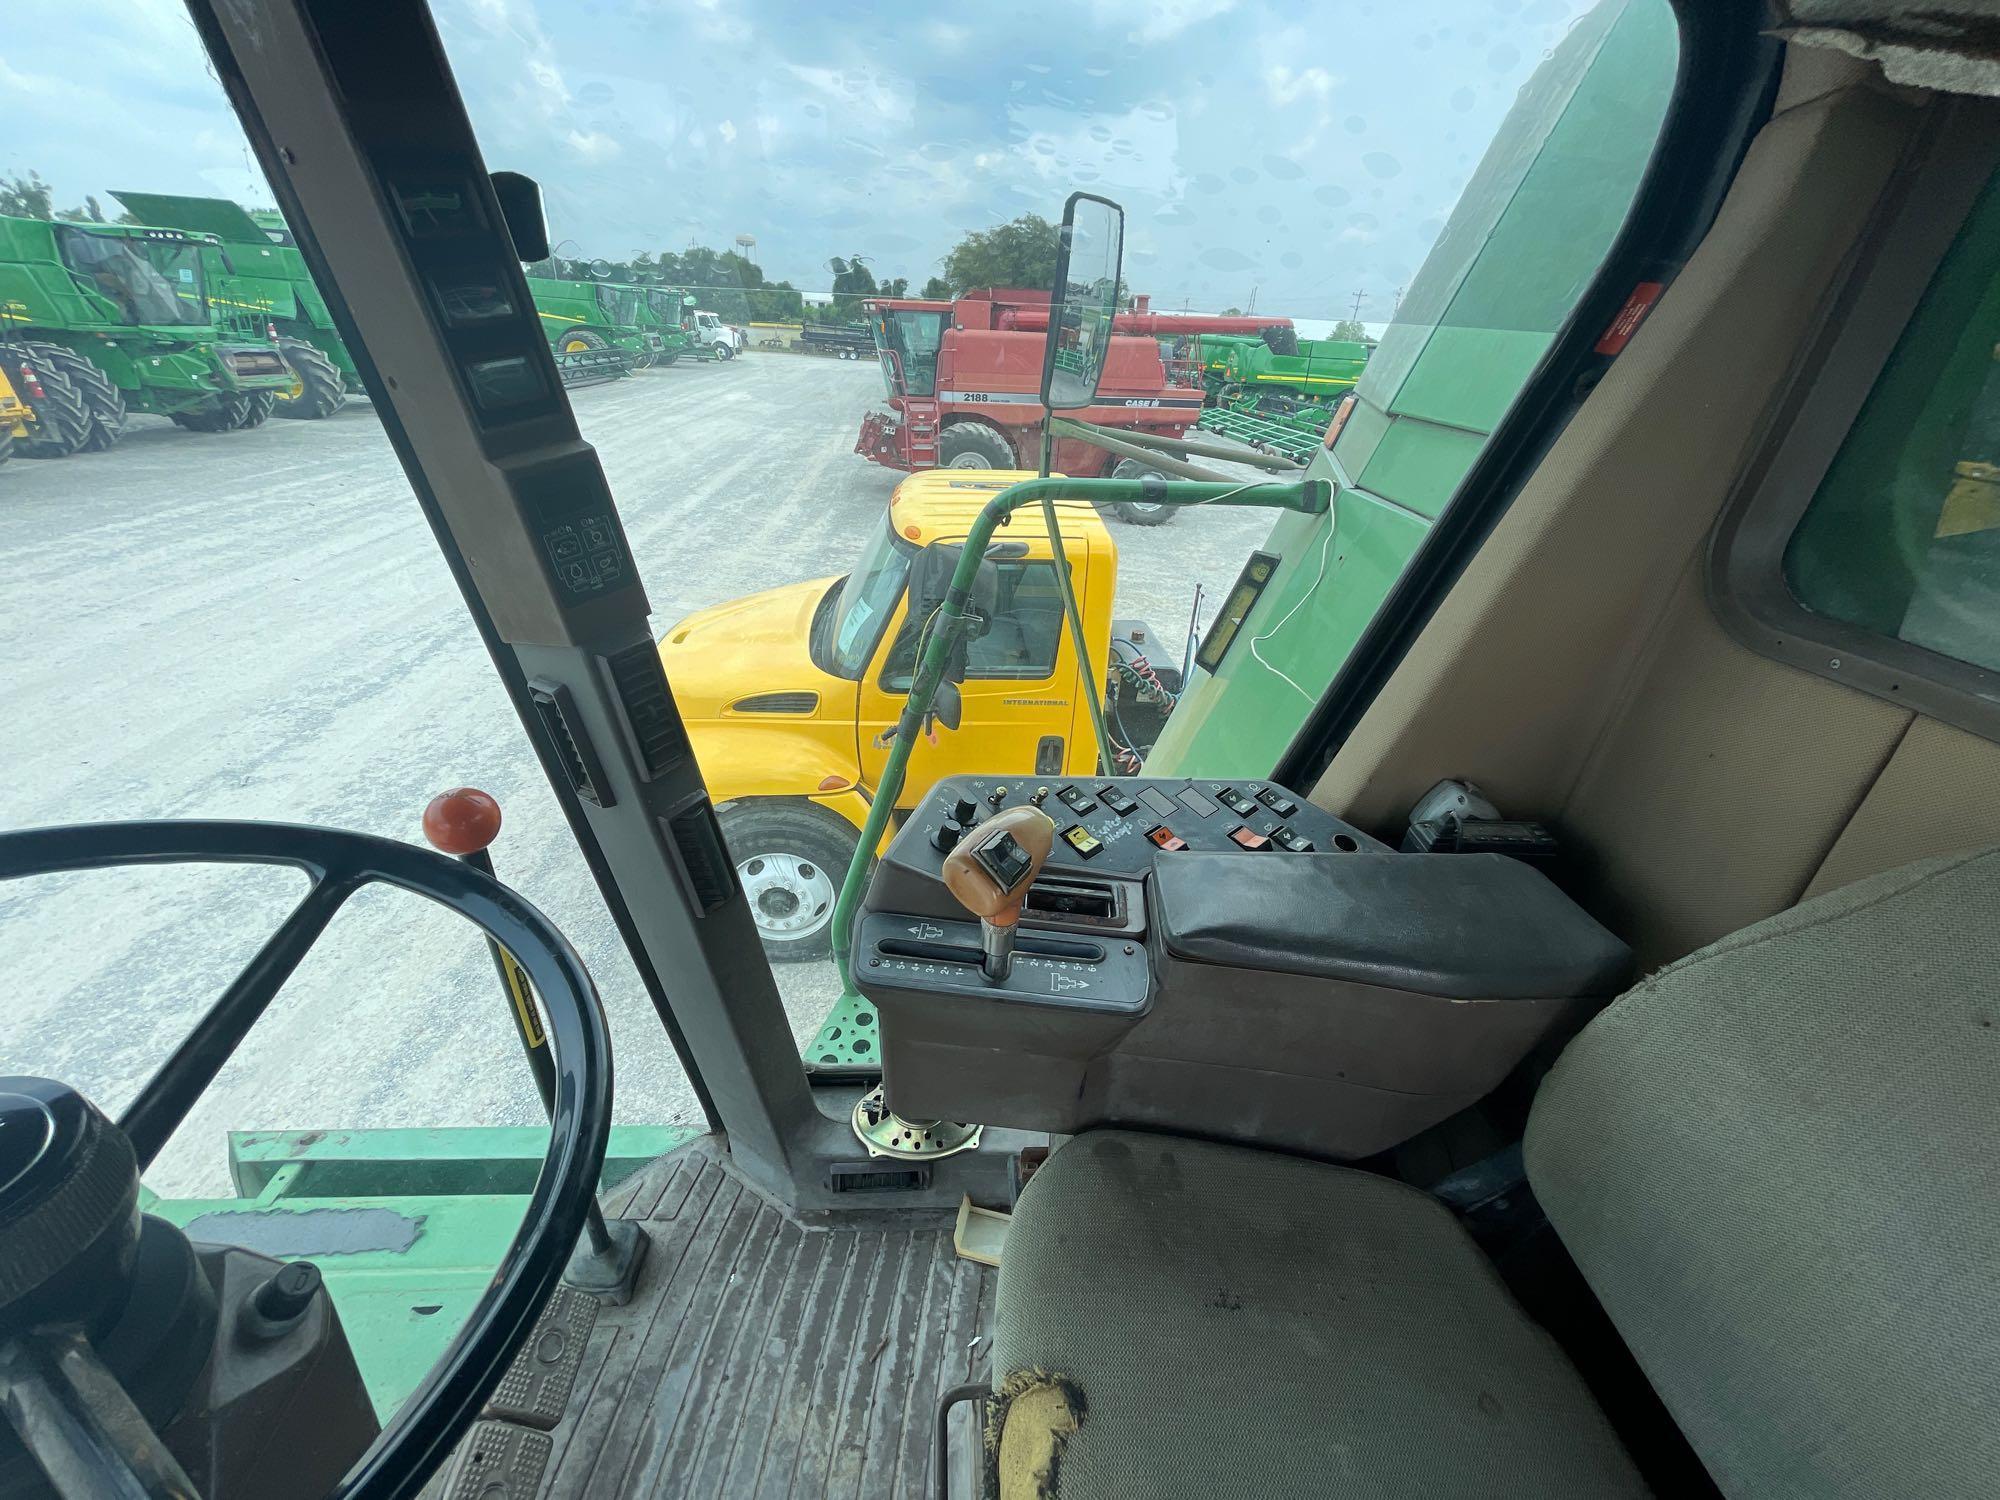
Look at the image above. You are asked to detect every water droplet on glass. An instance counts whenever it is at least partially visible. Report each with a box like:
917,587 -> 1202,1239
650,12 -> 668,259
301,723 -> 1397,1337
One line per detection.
1314,184 -> 1352,207
1452,86 -> 1476,112
1280,250 -> 1304,269
1362,152 -> 1401,179
1199,247 -> 1257,272
1262,154 -> 1306,181
1344,115 -> 1367,135
1191,172 -> 1226,195
1257,204 -> 1282,224
1489,43 -> 1520,72
1229,166 -> 1258,185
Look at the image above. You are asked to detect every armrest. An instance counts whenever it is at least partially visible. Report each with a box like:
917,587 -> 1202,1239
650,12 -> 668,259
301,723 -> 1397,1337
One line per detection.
1152,852 -> 1630,1000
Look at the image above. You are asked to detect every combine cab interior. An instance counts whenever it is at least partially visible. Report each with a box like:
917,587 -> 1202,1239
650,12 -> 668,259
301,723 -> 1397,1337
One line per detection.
2,3 -> 1996,1499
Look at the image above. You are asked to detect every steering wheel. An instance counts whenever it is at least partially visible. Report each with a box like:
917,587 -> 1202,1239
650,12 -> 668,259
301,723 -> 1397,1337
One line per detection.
0,820 -> 613,1500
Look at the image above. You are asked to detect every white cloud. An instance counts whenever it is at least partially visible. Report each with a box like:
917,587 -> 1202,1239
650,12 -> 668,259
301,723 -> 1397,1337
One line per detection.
1265,66 -> 1333,106
1092,0 -> 1239,44
565,130 -> 622,162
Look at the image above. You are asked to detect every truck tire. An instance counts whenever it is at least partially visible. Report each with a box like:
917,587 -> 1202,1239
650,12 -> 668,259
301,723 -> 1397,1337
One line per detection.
713,340 -> 735,361
18,342 -> 124,453
1,350 -> 91,458
1107,457 -> 1176,526
557,329 -> 608,355
273,340 -> 347,419
938,422 -> 1014,470
718,801 -> 861,962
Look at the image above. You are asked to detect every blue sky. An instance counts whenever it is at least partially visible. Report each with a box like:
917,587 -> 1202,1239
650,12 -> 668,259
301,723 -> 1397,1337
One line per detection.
10,0 -> 1609,321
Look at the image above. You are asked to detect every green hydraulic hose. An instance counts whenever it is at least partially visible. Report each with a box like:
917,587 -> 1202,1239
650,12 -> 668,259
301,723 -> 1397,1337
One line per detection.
827,472 -> 1331,990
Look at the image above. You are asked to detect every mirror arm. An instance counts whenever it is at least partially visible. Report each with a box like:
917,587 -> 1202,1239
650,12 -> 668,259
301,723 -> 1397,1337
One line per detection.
827,473 -> 1331,988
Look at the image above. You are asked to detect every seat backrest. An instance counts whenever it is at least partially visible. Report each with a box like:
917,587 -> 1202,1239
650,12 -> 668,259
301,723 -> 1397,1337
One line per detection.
1525,846 -> 2000,1498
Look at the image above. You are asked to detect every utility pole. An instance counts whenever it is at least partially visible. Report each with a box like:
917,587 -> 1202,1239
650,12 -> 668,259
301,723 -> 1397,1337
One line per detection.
1392,285 -> 1405,317
1348,289 -> 1368,321
1247,284 -> 1259,315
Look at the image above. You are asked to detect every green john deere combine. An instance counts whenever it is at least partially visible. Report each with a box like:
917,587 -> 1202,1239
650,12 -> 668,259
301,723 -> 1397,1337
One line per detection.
0,213 -> 293,454
108,191 -> 356,419
526,275 -> 675,374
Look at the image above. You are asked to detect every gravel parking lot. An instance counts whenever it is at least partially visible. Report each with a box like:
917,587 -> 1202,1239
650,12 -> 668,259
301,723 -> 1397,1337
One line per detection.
0,354 -> 1272,1195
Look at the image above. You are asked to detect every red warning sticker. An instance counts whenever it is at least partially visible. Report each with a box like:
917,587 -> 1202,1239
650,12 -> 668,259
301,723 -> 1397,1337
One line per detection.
1594,281 -> 1665,356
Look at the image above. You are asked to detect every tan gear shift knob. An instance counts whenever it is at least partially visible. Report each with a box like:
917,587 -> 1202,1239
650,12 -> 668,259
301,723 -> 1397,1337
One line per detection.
942,806 -> 1055,980
943,805 -> 1056,924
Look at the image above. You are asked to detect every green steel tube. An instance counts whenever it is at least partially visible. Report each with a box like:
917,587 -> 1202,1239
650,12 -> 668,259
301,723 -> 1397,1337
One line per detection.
1039,493 -> 1115,776
827,472 -> 1330,988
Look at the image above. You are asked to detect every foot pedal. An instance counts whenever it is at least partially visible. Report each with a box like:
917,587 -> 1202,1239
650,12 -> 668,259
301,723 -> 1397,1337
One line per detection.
444,1421 -> 551,1499
482,1284 -> 598,1430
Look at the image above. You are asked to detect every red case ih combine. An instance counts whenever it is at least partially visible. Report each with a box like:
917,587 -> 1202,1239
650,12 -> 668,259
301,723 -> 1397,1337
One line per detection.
854,288 -> 1287,479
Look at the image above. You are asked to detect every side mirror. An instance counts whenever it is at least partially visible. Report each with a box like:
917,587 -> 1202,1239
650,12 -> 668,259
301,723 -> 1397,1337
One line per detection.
1040,192 -> 1125,412
490,172 -> 550,263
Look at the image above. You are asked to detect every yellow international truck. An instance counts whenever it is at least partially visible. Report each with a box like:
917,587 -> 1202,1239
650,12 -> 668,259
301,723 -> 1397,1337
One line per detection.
659,469 -> 1180,956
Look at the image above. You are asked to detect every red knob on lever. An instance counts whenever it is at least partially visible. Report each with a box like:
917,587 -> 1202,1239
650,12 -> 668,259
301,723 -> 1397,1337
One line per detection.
422,787 -> 503,857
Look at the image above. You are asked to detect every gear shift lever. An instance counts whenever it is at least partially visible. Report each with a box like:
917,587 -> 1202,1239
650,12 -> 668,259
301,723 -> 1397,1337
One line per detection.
942,805 -> 1056,981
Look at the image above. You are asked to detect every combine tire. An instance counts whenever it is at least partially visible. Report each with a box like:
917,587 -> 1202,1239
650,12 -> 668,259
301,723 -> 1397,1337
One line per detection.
0,431 -> 11,467
938,423 -> 1014,470
1106,457 -> 1175,526
273,340 -> 347,419
172,395 -> 253,433
234,393 -> 275,429
17,342 -> 124,452
718,801 -> 859,962
1,349 -> 91,458
557,329 -> 608,355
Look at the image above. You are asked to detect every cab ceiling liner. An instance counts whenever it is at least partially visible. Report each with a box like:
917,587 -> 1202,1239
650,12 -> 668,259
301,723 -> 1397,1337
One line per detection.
1775,2 -> 2000,94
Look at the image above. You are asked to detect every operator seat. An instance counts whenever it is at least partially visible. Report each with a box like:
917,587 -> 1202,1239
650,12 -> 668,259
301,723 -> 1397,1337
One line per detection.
987,847 -> 2000,1498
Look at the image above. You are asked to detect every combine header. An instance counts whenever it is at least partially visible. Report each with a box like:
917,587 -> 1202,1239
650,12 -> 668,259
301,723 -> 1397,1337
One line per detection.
853,291 -> 1272,514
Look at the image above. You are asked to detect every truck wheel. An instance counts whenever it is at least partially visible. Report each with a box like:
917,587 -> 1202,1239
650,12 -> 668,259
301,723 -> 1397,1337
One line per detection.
557,329 -> 608,355
273,340 -> 347,419
713,341 -> 735,361
1107,457 -> 1175,526
18,342 -> 124,453
938,423 -> 1014,470
0,350 -> 91,458
718,801 -> 860,962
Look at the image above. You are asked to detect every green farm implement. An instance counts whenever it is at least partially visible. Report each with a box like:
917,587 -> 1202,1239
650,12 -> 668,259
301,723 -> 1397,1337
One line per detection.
0,213 -> 292,454
526,275 -> 678,380
109,191 -> 356,419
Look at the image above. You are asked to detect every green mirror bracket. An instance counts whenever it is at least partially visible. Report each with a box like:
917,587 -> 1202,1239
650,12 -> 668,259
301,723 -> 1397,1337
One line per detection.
822,471 -> 1330,1000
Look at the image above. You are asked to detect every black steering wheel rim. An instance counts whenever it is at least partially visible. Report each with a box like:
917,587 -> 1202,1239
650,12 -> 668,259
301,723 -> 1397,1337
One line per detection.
0,819 -> 613,1500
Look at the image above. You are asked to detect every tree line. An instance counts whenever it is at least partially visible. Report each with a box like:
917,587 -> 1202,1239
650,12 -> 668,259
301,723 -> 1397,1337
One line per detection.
527,213 -> 1069,325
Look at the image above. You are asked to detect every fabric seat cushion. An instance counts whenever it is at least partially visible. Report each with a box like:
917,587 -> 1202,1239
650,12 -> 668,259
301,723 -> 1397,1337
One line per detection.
993,1130 -> 1647,1499
1527,846 -> 2000,1499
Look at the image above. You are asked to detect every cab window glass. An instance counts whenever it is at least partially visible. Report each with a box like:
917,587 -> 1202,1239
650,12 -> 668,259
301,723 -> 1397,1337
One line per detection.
883,561 -> 1064,686
1785,173 -> 2000,675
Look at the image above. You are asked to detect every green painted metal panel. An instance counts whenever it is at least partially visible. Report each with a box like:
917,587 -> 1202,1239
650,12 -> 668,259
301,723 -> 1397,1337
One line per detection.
1144,482 -> 1434,776
109,191 -> 271,246
1387,327 -> 1549,439
149,1190 -> 531,1422
1354,419 -> 1491,521
226,1124 -> 701,1199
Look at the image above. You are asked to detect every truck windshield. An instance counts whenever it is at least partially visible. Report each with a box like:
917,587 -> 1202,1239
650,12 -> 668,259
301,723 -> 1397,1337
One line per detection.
823,522 -> 915,679
877,310 -> 944,397
57,229 -> 208,327
596,284 -> 641,326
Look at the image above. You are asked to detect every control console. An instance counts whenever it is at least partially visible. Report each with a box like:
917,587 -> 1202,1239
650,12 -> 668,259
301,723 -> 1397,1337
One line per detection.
861,773 -> 1386,951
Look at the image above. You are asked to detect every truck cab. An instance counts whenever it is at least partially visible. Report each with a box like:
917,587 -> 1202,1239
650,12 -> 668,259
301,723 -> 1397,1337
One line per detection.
688,309 -> 745,359
659,470 -> 1173,957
